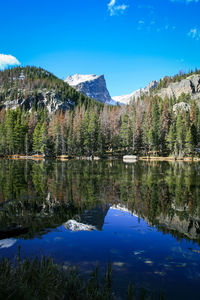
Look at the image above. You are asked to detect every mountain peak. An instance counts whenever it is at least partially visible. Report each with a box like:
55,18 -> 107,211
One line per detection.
65,74 -> 104,86
64,73 -> 114,104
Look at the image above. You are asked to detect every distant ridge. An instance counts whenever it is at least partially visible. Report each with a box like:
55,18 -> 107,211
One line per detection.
113,80 -> 158,105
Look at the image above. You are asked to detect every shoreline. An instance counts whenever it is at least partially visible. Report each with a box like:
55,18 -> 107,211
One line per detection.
138,156 -> 200,162
1,154 -> 200,162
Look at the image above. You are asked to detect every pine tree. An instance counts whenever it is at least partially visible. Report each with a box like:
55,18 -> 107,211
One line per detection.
185,128 -> 194,155
87,110 -> 98,157
147,129 -> 154,154
166,124 -> 175,154
120,114 -> 130,154
33,123 -> 41,154
134,102 -> 144,154
40,122 -> 50,156
5,108 -> 15,154
24,133 -> 29,155
175,113 -> 185,156
54,122 -> 61,156
142,113 -> 150,155
160,99 -> 170,154
97,122 -> 104,157
13,109 -> 27,154
67,116 -> 74,156
0,122 -> 6,155
151,99 -> 160,151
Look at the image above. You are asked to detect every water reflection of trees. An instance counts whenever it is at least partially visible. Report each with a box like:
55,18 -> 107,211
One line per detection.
0,160 -> 200,242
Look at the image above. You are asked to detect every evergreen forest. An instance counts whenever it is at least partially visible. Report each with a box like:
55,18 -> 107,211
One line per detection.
0,66 -> 200,158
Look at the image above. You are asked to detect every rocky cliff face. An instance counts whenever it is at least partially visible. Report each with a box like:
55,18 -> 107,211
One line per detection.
156,74 -> 200,100
113,74 -> 200,105
65,74 -> 115,104
113,80 -> 158,105
1,89 -> 73,114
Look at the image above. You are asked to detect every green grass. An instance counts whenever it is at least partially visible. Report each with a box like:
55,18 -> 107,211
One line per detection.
0,251 -> 113,300
0,250 -> 165,300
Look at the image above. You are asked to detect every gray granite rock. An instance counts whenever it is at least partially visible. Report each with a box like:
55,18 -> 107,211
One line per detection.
1,90 -> 72,114
173,102 -> 191,115
65,74 -> 114,104
113,80 -> 158,105
156,74 -> 200,100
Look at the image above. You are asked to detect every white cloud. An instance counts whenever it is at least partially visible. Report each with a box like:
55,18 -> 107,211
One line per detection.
0,54 -> 20,70
137,20 -> 145,30
138,20 -> 145,24
108,0 -> 128,16
108,0 -> 116,7
188,28 -> 200,40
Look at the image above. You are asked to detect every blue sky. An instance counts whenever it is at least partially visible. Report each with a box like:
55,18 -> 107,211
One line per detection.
0,0 -> 200,96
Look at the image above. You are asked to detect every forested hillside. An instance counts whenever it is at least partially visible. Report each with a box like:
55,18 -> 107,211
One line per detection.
0,66 -> 200,158
0,66 -> 101,112
0,92 -> 199,157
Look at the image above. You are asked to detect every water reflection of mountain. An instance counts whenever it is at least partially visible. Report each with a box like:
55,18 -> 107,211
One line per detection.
155,214 -> 200,241
0,159 -> 200,244
64,205 -> 109,232
111,203 -> 200,243
78,206 -> 109,230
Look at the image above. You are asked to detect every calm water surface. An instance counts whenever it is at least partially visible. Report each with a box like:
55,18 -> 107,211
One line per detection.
0,159 -> 200,299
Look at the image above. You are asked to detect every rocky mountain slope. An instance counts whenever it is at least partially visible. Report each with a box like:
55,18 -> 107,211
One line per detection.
156,74 -> 200,100
65,74 -> 116,104
2,89 -> 73,114
1,67 -> 200,113
113,80 -> 158,104
64,71 -> 200,106
113,73 -> 200,104
0,67 -> 100,114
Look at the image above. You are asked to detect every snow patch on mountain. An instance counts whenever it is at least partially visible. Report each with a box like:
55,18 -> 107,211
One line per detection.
113,80 -> 158,105
65,73 -> 116,105
110,204 -> 138,218
65,74 -> 101,86
112,90 -> 141,105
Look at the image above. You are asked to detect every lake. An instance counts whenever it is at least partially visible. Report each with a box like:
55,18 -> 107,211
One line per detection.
0,159 -> 200,299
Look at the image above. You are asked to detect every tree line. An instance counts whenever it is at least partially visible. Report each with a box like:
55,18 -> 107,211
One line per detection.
0,91 -> 199,157
155,68 -> 200,91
